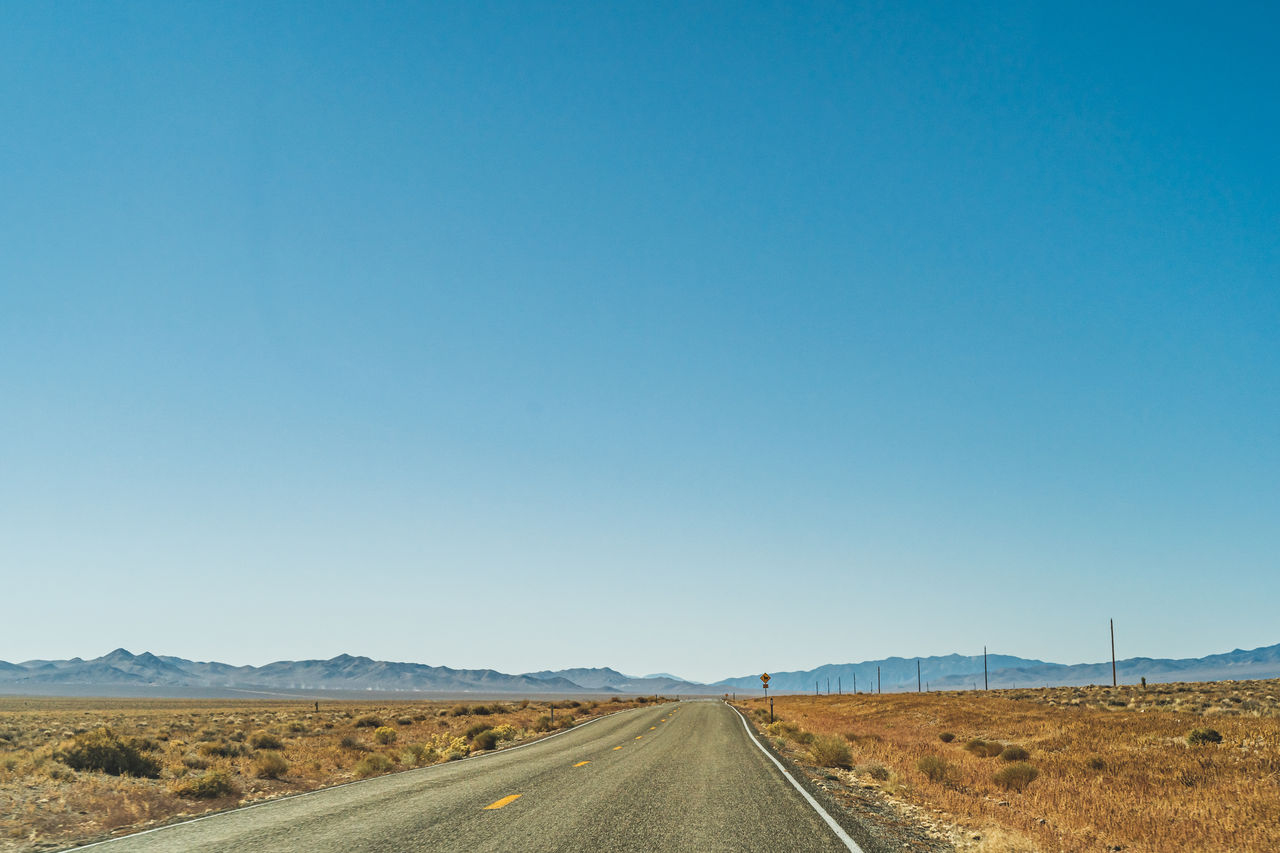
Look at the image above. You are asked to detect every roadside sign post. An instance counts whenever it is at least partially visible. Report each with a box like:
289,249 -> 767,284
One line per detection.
760,673 -> 771,722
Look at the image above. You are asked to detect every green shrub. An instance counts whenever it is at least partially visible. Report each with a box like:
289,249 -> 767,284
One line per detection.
354,754 -> 395,778
403,744 -> 435,766
999,745 -> 1030,762
396,716 -> 414,726
532,716 -> 553,733
917,755 -> 954,784
860,764 -> 890,781
1188,728 -> 1222,745
254,752 -> 289,779
993,762 -> 1039,792
55,728 -> 161,778
339,735 -> 366,750
555,714 -> 577,730
472,730 -> 500,751
374,726 -> 398,745
172,771 -> 237,798
464,723 -> 492,740
809,734 -> 852,769
449,704 -> 471,717
938,732 -> 956,743
354,715 -> 383,728
965,738 -> 1003,758
250,731 -> 284,750
1085,756 -> 1107,771
470,704 -> 494,716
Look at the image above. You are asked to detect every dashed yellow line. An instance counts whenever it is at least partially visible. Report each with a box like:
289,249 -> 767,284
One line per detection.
573,761 -> 590,767
484,794 -> 521,810
613,746 -> 623,750
635,735 -> 643,740
649,726 -> 656,730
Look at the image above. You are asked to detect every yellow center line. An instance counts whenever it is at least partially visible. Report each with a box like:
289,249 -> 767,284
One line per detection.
635,735 -> 643,739
649,726 -> 656,730
613,745 -> 623,750
483,794 -> 521,810
573,760 -> 590,767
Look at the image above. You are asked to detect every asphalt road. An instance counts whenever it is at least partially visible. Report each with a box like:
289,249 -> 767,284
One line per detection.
74,701 -> 859,852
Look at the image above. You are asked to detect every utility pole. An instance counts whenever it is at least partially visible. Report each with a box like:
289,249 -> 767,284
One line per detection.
984,646 -> 988,690
815,681 -> 819,696
826,677 -> 830,694
917,659 -> 921,692
853,674 -> 856,693
1111,618 -> 1117,688
877,666 -> 881,694
838,677 -> 841,694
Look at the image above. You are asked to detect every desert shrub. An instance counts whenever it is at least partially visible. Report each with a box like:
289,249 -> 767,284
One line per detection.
374,726 -> 398,745
555,714 -> 576,730
635,696 -> 649,703
1188,727 -> 1223,745
993,762 -> 1039,792
965,738 -> 1003,758
250,731 -> 284,750
917,755 -> 954,784
354,715 -> 383,728
1085,755 -> 1107,771
472,730 -> 500,751
354,754 -> 394,778
860,764 -> 890,781
396,716 -> 414,726
449,704 -> 471,717
403,744 -> 436,766
287,721 -> 308,733
532,716 -> 553,733
182,754 -> 210,770
55,728 -> 161,778
491,724 -> 518,742
339,735 -> 367,751
999,745 -> 1030,762
518,699 -> 530,709
939,731 -> 956,743
197,740 -> 245,758
254,751 -> 289,779
172,771 -> 237,798
809,734 -> 852,769
464,723 -> 492,740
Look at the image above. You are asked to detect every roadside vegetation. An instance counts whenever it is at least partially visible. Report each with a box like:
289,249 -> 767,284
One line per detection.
0,696 -> 659,852
738,679 -> 1280,852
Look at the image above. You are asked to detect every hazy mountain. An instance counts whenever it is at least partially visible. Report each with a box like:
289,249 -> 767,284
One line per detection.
523,667 -> 710,694
718,643 -> 1280,692
717,653 -> 1045,692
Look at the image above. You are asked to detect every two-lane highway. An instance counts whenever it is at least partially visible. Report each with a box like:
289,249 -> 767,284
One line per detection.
73,701 -> 860,852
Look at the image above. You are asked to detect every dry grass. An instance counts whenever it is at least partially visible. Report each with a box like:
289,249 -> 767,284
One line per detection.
0,695 -> 654,852
739,679 -> 1280,852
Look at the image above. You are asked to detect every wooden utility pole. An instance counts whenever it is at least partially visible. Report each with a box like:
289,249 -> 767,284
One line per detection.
853,674 -> 856,693
838,677 -> 841,694
877,665 -> 881,694
984,646 -> 988,691
1111,618 -> 1117,688
917,659 -> 921,692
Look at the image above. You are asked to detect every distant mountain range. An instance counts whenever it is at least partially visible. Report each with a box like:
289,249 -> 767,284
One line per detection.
2,642 -> 1276,698
0,650 -> 720,698
716,643 -> 1280,692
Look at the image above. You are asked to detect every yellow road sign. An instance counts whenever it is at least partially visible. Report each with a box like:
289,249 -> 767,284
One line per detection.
760,673 -> 770,684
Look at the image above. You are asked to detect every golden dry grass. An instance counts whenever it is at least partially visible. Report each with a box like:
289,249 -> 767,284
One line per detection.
740,679 -> 1280,852
0,695 -> 658,852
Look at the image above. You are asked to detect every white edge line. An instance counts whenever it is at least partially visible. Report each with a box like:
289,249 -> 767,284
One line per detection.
728,702 -> 864,853
63,701 -> 677,851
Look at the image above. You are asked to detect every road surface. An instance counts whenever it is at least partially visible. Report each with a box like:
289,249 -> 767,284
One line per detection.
73,701 -> 862,852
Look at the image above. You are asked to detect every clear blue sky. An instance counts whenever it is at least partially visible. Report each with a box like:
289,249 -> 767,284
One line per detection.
3,1 -> 1277,683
